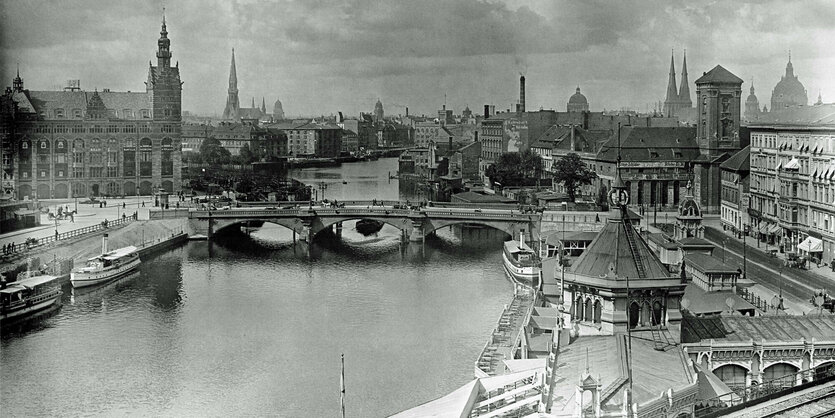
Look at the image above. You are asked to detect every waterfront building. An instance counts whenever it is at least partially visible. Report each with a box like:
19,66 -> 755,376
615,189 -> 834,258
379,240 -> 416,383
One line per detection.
340,129 -> 358,153
0,16 -> 182,199
748,105 -> 835,264
281,121 -> 342,157
212,122 -> 286,157
566,86 -> 589,112
339,116 -> 375,151
663,50 -> 694,118
719,146 -> 750,236
771,54 -> 808,112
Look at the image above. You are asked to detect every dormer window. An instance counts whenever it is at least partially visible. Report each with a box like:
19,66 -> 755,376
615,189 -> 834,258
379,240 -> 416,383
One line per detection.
73,109 -> 83,119
140,109 -> 150,119
55,108 -> 65,118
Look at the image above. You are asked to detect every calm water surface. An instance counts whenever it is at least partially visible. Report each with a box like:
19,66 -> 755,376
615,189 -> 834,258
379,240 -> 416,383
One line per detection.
1,159 -> 512,417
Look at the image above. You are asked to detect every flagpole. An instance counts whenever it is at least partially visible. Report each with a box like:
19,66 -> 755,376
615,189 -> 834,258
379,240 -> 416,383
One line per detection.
341,353 -> 346,418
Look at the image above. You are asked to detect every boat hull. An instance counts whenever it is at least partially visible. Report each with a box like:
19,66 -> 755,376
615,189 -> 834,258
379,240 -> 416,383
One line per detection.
71,256 -> 141,288
0,292 -> 62,322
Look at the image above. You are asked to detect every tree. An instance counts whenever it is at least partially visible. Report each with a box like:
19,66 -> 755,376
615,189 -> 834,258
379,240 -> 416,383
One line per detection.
596,185 -> 609,211
199,137 -> 231,166
485,150 -> 543,187
552,153 -> 597,202
239,143 -> 256,164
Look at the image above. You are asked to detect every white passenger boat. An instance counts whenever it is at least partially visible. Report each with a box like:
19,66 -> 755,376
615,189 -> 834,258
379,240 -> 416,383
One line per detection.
0,274 -> 62,322
71,234 -> 140,288
502,234 -> 539,285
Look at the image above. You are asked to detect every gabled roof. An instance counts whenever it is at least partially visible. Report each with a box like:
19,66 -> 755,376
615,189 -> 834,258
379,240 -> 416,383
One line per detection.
682,314 -> 835,343
695,65 -> 743,84
27,90 -> 151,119
596,127 -> 698,162
719,145 -> 750,172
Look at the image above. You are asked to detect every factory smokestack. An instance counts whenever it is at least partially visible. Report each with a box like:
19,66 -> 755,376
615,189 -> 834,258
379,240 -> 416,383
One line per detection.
484,105 -> 490,119
519,75 -> 526,113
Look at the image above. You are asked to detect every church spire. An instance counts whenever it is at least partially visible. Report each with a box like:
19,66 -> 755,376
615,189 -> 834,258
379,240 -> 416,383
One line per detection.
228,48 -> 238,93
222,48 -> 240,120
156,8 -> 171,68
785,50 -> 794,78
13,63 -> 23,92
678,49 -> 692,106
665,50 -> 678,103
261,97 -> 266,113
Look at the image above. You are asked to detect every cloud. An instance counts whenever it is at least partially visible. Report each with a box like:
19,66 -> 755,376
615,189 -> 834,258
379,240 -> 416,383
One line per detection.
2,0 -> 835,116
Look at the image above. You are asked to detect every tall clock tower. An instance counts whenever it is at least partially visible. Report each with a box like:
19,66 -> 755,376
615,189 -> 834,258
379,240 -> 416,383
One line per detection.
693,65 -> 743,213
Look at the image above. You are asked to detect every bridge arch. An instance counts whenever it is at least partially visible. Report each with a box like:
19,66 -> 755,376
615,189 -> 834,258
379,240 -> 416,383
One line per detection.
210,217 -> 307,238
420,219 -> 526,240
310,216 -> 410,239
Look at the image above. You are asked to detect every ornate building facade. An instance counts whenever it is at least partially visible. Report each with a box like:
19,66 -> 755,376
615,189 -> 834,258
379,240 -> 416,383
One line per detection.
0,17 -> 182,200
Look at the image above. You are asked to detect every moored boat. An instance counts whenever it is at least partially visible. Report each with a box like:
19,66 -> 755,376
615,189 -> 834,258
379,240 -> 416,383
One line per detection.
502,234 -> 539,286
0,274 -> 62,323
70,234 -> 141,288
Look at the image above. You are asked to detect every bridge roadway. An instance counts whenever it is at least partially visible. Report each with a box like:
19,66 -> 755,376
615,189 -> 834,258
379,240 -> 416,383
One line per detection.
188,200 -> 541,243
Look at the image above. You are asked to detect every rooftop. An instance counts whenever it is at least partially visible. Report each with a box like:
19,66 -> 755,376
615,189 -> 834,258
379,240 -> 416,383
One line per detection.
720,145 -> 750,172
681,286 -> 755,316
684,253 -> 739,274
749,103 -> 835,127
695,65 -> 744,85
596,126 -> 699,163
682,314 -> 835,343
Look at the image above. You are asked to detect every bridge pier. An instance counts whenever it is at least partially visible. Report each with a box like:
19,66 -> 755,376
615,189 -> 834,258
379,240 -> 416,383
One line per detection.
335,222 -> 342,237
409,220 -> 425,242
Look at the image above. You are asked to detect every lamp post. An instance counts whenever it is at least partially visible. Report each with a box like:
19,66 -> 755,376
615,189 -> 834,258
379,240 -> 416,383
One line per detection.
743,224 -> 748,280
722,238 -> 727,263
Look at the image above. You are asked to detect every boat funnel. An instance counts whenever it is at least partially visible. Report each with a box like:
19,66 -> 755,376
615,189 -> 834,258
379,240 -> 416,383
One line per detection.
102,233 -> 108,254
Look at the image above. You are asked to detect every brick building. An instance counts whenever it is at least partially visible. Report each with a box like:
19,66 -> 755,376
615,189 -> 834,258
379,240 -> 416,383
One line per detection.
1,17 -> 182,199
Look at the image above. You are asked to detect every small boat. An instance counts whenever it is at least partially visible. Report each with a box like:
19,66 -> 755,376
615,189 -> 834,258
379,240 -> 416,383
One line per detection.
355,219 -> 385,236
0,274 -> 62,323
502,233 -> 539,285
71,234 -> 141,288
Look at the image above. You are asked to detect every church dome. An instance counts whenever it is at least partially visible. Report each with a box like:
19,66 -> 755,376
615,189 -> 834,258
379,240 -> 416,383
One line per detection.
569,87 -> 587,104
771,58 -> 808,111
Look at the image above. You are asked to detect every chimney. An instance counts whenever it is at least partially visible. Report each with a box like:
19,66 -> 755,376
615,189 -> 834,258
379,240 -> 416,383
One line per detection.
519,75 -> 526,113
484,105 -> 490,119
102,233 -> 108,254
406,107 -> 409,117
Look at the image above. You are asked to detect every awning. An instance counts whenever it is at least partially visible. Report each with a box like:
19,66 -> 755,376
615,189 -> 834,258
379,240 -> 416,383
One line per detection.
767,224 -> 781,235
798,236 -> 824,253
758,224 -> 769,234
784,158 -> 800,170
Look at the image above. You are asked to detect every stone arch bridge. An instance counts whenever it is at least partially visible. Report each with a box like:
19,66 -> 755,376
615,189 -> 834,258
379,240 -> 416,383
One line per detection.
187,203 -> 541,243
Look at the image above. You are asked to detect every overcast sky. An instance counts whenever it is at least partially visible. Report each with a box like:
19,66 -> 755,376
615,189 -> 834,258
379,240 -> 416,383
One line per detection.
1,0 -> 834,118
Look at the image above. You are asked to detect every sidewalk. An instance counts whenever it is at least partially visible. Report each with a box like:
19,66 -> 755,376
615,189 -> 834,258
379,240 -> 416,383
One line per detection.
702,216 -> 835,283
0,196 -> 189,248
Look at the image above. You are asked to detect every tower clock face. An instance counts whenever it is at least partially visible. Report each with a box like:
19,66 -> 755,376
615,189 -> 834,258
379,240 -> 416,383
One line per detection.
609,188 -> 630,206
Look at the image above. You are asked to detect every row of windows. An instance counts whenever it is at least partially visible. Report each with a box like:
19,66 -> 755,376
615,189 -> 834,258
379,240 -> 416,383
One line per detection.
42,108 -> 152,120
27,123 -> 177,134
18,161 -> 173,179
752,132 -> 835,155
19,138 -> 175,150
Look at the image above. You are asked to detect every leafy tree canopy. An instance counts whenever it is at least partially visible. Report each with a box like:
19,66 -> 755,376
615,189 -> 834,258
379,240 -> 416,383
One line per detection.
485,150 -> 543,187
199,137 -> 231,166
552,153 -> 597,202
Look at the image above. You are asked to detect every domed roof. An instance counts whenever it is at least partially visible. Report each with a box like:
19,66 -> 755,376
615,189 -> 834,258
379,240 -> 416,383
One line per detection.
772,58 -> 807,109
569,87 -> 588,104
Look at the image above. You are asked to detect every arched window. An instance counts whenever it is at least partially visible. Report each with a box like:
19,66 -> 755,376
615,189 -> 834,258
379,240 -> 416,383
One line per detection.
714,364 -> 748,392
763,363 -> 798,388
21,141 -> 29,150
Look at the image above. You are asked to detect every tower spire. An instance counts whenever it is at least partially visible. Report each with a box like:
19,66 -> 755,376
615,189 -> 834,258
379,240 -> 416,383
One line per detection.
678,49 -> 692,106
222,48 -> 241,120
156,8 -> 171,68
665,49 -> 678,101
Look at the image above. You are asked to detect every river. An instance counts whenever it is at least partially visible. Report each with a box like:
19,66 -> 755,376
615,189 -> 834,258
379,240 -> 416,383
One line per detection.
0,158 -> 512,417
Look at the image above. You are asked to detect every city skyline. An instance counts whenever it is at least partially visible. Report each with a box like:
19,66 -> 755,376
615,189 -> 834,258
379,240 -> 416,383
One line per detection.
2,0 -> 834,117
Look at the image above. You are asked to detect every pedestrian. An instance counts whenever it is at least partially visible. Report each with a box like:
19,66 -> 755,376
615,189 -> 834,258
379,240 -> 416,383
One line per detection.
122,213 -> 126,220
70,213 -> 74,223
142,201 -> 145,207
55,230 -> 59,240
123,202 -> 126,209
99,202 -> 103,208
3,244 -> 7,254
